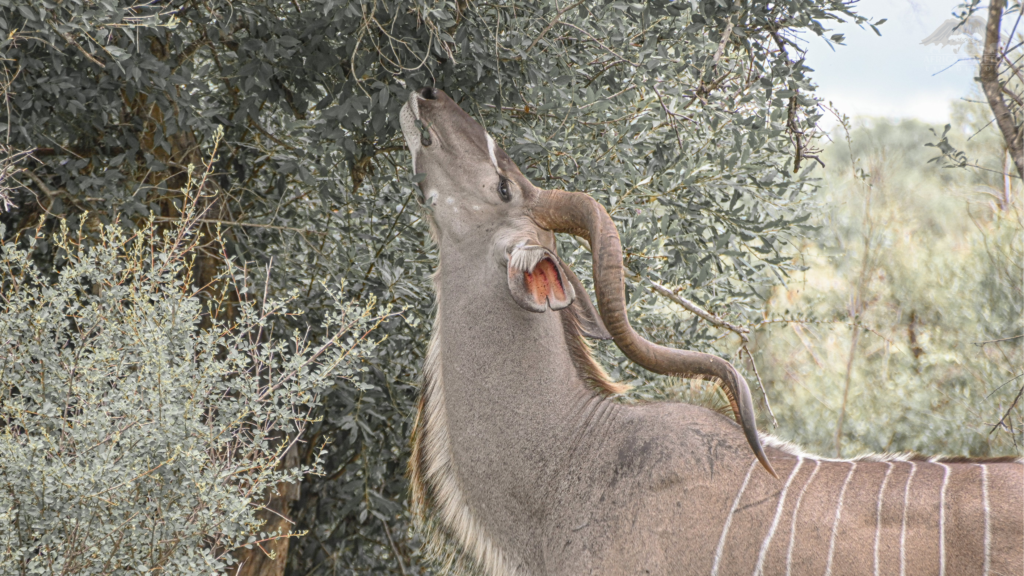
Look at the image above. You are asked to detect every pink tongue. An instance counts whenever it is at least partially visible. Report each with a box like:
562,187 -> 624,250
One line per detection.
524,259 -> 566,306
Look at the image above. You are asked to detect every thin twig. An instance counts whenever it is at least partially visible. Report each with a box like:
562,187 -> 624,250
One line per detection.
556,21 -> 639,66
18,169 -> 58,197
152,216 -> 327,235
578,237 -> 750,340
249,118 -> 298,151
975,334 -> 1024,345
991,383 -> 1024,434
526,1 -> 584,54
789,323 -> 824,369
49,23 -> 106,67
710,16 -> 735,69
379,517 -> 408,576
932,57 -> 977,77
741,345 -> 778,428
651,85 -> 684,154
985,372 -> 1024,399
645,279 -> 750,340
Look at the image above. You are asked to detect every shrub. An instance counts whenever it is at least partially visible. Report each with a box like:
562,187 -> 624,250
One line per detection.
0,193 -> 387,575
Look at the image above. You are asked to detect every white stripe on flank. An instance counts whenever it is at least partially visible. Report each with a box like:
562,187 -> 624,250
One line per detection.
981,464 -> 990,576
485,133 -> 499,168
711,460 -> 759,576
938,463 -> 950,576
874,462 -> 894,576
752,456 -> 804,576
786,459 -> 821,576
824,462 -> 857,576
900,462 -> 918,576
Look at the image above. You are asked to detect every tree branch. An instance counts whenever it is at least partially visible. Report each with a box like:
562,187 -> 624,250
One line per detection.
47,22 -> 106,68
645,278 -> 751,340
379,517 -> 408,576
526,1 -> 584,54
710,17 -> 735,69
981,0 -> 1024,178
741,345 -> 778,428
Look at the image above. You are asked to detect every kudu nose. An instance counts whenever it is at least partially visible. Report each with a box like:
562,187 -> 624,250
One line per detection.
419,86 -> 437,100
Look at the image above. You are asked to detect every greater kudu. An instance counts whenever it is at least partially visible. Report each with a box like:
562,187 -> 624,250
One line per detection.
399,87 -> 1024,576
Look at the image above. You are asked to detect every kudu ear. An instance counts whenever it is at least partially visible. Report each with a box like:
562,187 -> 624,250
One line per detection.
507,245 -> 575,312
560,263 -> 612,340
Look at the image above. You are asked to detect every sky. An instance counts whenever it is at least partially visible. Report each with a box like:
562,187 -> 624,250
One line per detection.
803,0 -> 981,128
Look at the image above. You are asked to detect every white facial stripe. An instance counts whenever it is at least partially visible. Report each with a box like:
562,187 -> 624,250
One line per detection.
409,98 -> 421,169
400,95 -> 423,173
410,94 -> 421,120
486,133 -> 499,169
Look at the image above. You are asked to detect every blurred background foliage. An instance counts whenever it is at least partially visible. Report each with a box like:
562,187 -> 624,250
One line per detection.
1,0 -> 1019,574
747,100 -> 1023,459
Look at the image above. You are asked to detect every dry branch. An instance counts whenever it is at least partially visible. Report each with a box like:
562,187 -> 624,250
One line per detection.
981,0 -> 1024,178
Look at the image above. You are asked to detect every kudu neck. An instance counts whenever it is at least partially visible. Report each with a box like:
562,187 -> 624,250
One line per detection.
430,249 -> 609,570
433,251 -> 588,404
432,249 -> 600,458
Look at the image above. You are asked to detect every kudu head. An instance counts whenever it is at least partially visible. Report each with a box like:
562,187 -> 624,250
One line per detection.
400,86 -> 775,476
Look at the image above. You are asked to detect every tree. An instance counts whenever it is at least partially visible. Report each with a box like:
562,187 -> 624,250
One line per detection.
1,1 -> 874,573
918,1 -> 1024,455
977,0 -> 1024,179
0,183 -> 386,575
927,1 -> 1024,187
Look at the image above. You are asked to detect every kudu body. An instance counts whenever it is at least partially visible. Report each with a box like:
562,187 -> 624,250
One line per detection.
399,87 -> 1024,576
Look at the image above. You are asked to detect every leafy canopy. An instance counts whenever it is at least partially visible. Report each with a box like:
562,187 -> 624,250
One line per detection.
1,0 -> 875,572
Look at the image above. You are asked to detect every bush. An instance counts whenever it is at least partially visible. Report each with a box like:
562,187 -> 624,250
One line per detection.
752,116 -> 1023,458
0,192 -> 387,575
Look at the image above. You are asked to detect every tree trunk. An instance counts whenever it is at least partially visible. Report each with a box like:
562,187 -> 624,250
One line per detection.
980,0 -> 1024,179
232,445 -> 301,576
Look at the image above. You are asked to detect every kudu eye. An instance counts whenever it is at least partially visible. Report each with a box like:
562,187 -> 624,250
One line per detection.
498,177 -> 511,202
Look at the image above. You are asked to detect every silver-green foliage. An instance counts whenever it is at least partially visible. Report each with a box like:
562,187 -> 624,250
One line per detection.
0,210 -> 384,575
0,1 -> 877,571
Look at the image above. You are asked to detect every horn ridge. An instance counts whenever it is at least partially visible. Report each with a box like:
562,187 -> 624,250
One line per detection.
530,188 -> 776,478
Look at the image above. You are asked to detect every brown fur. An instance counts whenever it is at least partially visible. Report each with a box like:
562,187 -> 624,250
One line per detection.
408,385 -> 429,515
399,86 -> 1023,576
559,305 -> 629,396
406,299 -> 629,575
409,304 -> 625,505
